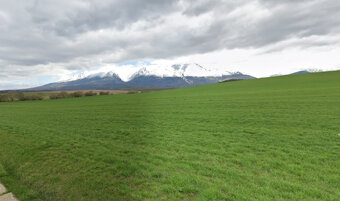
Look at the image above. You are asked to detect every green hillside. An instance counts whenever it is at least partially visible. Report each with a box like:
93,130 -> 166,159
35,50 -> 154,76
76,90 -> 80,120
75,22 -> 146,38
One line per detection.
0,71 -> 339,201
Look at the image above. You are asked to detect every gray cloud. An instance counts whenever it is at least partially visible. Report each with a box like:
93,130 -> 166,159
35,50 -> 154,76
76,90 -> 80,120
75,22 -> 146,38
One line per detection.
0,0 -> 340,82
27,0 -> 179,36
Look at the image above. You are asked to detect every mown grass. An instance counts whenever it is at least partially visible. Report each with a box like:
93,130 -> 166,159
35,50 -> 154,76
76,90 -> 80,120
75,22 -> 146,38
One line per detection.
0,71 -> 339,201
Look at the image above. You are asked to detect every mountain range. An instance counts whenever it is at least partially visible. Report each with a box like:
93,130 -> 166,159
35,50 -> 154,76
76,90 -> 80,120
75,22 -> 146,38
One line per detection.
27,63 -> 255,91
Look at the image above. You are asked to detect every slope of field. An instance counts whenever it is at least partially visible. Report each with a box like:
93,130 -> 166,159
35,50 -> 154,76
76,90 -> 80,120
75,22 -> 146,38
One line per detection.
0,71 -> 339,201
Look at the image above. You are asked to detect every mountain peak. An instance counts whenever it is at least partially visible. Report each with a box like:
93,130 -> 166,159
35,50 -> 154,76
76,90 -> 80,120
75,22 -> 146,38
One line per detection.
127,63 -> 232,79
170,63 -> 215,77
63,63 -> 241,83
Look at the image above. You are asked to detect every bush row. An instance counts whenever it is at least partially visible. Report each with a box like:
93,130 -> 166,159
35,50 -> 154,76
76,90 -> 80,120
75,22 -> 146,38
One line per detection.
49,91 -> 110,100
0,91 -> 111,102
0,92 -> 44,102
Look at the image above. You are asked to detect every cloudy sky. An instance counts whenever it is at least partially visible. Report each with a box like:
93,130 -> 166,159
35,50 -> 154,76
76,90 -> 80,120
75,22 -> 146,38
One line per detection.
1,0 -> 340,89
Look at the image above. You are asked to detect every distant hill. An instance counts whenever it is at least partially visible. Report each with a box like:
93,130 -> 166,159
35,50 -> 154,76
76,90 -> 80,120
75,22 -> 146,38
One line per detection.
26,64 -> 255,91
270,69 -> 323,77
290,70 -> 313,75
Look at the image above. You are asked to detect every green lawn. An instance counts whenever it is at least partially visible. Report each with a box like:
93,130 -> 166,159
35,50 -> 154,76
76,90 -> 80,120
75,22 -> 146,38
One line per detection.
0,71 -> 339,201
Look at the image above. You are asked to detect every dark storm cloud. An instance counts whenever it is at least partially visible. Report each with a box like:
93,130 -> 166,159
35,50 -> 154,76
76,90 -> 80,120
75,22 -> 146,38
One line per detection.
0,0 -> 339,79
27,0 -> 179,36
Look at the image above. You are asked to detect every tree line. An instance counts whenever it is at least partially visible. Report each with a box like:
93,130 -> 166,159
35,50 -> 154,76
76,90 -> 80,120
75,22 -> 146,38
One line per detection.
0,91 -> 111,102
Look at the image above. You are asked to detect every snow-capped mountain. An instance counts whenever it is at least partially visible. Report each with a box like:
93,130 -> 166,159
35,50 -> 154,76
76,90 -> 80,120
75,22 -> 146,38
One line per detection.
27,63 -> 255,91
129,63 -> 231,79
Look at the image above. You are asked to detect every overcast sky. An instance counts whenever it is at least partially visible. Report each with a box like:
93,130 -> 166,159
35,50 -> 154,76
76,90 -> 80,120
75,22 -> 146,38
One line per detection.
1,0 -> 340,89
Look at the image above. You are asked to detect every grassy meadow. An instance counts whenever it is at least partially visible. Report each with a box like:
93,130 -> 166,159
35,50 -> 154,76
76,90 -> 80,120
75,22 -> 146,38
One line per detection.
0,71 -> 339,201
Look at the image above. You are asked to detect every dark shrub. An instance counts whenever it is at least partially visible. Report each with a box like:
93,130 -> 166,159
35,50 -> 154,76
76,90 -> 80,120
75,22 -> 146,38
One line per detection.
57,92 -> 69,99
49,93 -> 59,99
0,92 -> 25,102
14,92 -> 25,101
50,92 -> 69,99
30,94 -> 44,101
72,91 -> 84,98
0,94 -> 10,102
22,94 -> 44,101
20,95 -> 32,101
6,92 -> 22,101
99,91 -> 110,95
84,91 -> 97,96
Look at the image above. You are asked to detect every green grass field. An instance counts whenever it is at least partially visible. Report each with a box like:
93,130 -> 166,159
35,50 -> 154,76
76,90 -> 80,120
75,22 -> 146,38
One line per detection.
0,71 -> 339,201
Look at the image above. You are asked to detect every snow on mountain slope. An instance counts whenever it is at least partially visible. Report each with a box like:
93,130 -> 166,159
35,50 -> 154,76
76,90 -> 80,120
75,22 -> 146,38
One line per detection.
86,71 -> 120,79
28,64 -> 255,91
61,63 -> 236,83
61,71 -> 121,82
128,63 -> 232,80
61,72 -> 89,82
